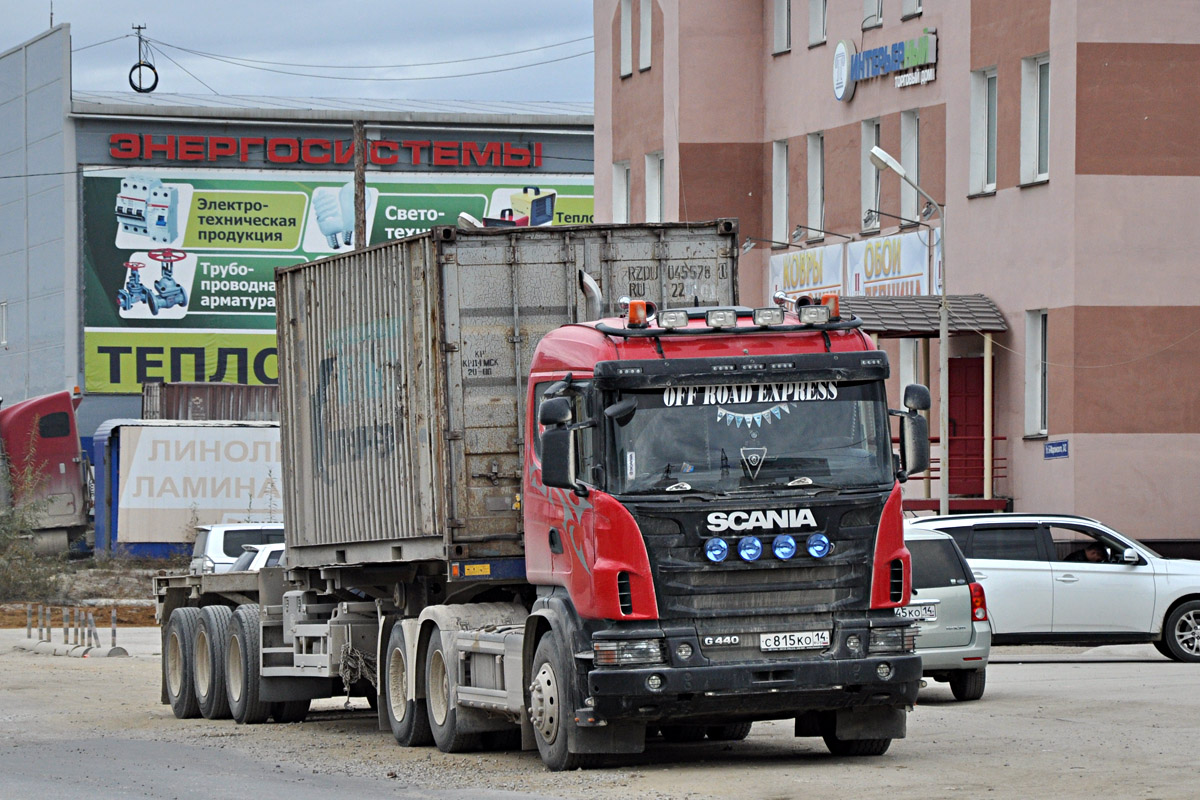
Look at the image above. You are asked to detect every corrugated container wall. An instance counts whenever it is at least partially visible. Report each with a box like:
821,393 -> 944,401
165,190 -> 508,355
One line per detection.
276,222 -> 739,569
142,382 -> 280,421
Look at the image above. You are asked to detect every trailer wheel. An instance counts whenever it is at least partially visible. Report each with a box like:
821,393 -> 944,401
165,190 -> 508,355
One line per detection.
529,633 -> 597,771
227,605 -> 271,724
424,626 -> 479,752
271,699 -> 311,723
194,606 -> 233,719
164,607 -> 201,719
385,621 -> 431,746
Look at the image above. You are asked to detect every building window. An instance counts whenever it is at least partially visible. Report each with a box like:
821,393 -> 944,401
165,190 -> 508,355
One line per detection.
645,152 -> 664,223
620,0 -> 633,77
971,68 -> 998,193
1025,310 -> 1048,435
639,0 -> 652,70
1021,55 -> 1050,183
772,140 -> 789,243
863,0 -> 882,29
773,0 -> 792,54
613,161 -> 631,223
0,301 -> 7,348
808,0 -> 827,46
861,119 -> 881,231
901,0 -> 922,17
806,133 -> 824,232
900,109 -> 920,222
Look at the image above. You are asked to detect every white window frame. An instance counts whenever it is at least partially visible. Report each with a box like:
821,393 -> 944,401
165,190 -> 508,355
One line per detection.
863,0 -> 882,29
900,109 -> 920,223
620,0 -> 633,77
970,68 -> 998,193
644,152 -> 664,223
772,140 -> 789,243
899,338 -> 920,389
808,0 -> 827,46
639,0 -> 652,70
901,0 -> 922,17
773,0 -> 792,54
1021,54 -> 1050,183
861,119 -> 881,231
0,300 -> 7,348
806,133 -> 824,233
1025,309 -> 1049,436
613,161 -> 631,223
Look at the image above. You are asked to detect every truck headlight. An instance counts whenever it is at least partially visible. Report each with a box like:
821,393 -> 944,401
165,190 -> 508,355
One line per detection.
868,625 -> 917,654
594,639 -> 666,666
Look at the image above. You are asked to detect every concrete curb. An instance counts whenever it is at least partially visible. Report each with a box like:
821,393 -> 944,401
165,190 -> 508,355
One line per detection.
11,640 -> 129,658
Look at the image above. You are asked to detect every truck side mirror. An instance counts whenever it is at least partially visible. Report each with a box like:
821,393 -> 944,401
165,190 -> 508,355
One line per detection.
539,396 -> 573,427
541,427 -> 576,490
903,384 -> 931,411
900,413 -> 930,478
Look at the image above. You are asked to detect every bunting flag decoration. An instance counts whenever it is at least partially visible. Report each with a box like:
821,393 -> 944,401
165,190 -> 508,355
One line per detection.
717,403 -> 793,427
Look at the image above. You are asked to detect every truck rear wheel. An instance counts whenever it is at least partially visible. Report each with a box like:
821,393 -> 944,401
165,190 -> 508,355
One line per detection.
529,633 -> 596,771
165,607 -> 201,719
425,626 -> 479,752
194,606 -> 233,719
227,605 -> 271,724
385,621 -> 431,746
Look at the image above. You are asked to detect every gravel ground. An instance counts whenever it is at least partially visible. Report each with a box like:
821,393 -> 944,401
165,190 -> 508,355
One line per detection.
2,630 -> 1196,799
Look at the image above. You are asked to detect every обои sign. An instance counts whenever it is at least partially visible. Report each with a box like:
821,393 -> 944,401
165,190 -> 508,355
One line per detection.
833,29 -> 938,102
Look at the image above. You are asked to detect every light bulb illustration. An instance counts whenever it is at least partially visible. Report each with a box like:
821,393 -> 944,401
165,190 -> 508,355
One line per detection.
337,181 -> 356,247
313,190 -> 345,249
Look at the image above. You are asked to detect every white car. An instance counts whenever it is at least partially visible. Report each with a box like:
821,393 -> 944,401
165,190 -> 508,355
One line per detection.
906,514 -> 1200,662
228,542 -> 287,572
188,523 -> 285,575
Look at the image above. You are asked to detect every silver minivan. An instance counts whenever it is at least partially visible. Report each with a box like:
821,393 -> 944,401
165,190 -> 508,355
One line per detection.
903,527 -> 992,701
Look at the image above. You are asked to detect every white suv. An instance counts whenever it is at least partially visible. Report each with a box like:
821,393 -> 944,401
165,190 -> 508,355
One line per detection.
188,523 -> 285,575
907,513 -> 1200,662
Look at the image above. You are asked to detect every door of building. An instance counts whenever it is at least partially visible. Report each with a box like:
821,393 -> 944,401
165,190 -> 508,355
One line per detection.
948,357 -> 984,496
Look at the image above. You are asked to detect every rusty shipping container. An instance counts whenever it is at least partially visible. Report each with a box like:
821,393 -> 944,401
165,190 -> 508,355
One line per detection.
142,382 -> 279,421
275,221 -> 739,570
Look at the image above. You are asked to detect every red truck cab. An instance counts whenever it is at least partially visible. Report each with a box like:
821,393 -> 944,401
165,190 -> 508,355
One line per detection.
521,298 -> 930,758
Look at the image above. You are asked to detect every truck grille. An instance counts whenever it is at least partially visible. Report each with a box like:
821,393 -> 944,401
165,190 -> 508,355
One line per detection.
630,499 -> 883,663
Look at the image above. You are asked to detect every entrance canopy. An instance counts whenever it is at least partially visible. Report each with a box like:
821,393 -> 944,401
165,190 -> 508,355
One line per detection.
840,294 -> 1007,338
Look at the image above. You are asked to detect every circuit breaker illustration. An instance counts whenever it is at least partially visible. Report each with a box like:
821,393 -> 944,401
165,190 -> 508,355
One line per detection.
115,176 -> 179,243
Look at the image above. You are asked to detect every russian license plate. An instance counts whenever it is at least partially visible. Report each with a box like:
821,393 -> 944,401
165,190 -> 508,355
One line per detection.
760,630 -> 831,652
894,604 -> 938,621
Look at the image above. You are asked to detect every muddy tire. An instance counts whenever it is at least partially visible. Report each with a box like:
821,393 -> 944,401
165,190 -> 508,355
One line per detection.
425,627 -> 479,753
528,633 -> 598,771
227,604 -> 271,724
384,621 -> 432,746
194,605 -> 233,720
165,607 -> 201,719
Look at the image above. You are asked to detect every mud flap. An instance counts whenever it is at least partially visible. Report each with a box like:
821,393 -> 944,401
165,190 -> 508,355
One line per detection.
796,707 -> 907,740
567,718 -> 647,754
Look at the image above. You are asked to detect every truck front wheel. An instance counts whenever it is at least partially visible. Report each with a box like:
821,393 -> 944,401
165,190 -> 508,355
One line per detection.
165,607 -> 201,719
385,621 -> 431,746
425,626 -> 478,752
528,633 -> 596,771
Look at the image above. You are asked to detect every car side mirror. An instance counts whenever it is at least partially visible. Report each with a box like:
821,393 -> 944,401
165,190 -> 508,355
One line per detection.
1122,547 -> 1139,564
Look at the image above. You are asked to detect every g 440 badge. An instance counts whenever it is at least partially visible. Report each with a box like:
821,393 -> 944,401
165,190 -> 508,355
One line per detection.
702,635 -> 741,647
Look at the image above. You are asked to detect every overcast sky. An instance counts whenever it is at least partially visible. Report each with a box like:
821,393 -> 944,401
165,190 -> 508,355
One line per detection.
3,0 -> 595,103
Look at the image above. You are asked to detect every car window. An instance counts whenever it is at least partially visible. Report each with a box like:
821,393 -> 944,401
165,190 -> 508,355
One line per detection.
972,527 -> 1044,561
230,549 -> 257,571
222,528 -> 285,557
908,539 -> 971,589
265,549 -> 283,568
192,530 -> 209,555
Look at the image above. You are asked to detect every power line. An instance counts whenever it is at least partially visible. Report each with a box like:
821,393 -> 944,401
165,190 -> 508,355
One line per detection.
144,40 -> 593,82
147,42 -> 218,95
71,34 -> 133,53
145,34 -> 593,70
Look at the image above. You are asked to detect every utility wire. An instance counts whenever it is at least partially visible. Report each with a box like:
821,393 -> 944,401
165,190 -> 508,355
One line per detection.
72,33 -> 133,52
144,40 -> 593,82
145,34 -> 593,70
147,42 -> 218,94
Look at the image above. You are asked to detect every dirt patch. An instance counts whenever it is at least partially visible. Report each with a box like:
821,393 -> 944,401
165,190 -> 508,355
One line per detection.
0,603 -> 158,628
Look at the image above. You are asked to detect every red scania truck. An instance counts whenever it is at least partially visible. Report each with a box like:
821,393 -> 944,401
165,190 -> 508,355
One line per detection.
155,220 -> 931,770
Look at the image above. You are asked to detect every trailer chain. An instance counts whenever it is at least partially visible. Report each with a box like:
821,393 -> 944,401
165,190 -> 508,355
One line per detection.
338,642 -> 378,708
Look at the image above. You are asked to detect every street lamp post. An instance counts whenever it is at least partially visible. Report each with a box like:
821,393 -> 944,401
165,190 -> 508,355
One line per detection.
868,146 -> 949,516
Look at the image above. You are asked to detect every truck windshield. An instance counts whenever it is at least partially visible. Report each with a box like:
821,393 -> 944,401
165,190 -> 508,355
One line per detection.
611,380 -> 893,494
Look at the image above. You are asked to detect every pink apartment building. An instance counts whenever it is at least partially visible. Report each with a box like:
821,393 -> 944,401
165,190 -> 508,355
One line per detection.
593,0 -> 1200,555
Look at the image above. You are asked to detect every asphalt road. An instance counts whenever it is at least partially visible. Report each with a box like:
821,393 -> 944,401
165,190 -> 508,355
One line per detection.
1,628 -> 1195,800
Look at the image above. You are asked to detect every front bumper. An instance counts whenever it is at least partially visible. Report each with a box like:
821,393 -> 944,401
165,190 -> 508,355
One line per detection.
587,652 -> 921,723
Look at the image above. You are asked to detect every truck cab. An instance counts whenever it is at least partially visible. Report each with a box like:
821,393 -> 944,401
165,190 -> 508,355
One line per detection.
522,296 -> 930,765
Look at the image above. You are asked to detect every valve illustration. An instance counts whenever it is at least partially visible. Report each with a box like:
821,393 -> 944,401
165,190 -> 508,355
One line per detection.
116,262 -> 159,315
148,247 -> 189,310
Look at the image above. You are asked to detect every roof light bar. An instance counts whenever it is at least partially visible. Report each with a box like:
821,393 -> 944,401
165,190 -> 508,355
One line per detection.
798,305 -> 831,324
659,309 -> 689,329
705,309 -> 737,328
752,307 -> 785,327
